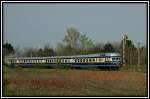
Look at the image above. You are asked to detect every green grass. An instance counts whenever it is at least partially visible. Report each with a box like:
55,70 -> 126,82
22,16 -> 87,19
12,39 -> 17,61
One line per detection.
3,65 -> 148,97
120,64 -> 147,73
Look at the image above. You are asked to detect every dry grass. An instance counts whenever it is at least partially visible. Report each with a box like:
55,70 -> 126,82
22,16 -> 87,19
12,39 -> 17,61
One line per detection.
3,67 -> 147,96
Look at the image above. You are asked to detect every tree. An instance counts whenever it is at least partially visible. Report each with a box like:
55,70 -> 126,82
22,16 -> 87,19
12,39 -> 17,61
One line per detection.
56,43 -> 66,56
43,45 -> 55,56
37,48 -> 44,57
126,40 -> 136,50
93,43 -> 104,53
103,43 -> 115,53
14,46 -> 23,57
3,42 -> 14,56
63,27 -> 80,49
79,34 -> 94,49
23,48 -> 37,57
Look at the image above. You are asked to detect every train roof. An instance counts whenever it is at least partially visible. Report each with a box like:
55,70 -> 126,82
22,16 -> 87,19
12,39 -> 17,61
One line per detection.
7,53 -> 121,60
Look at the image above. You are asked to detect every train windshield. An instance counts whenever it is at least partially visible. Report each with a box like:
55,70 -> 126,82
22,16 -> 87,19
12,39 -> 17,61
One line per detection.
112,57 -> 120,61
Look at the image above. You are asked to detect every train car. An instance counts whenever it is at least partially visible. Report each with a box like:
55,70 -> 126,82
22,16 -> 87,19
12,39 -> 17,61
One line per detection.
5,53 -> 122,69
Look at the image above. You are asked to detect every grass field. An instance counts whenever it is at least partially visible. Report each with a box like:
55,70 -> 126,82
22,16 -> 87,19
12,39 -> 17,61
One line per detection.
3,65 -> 148,97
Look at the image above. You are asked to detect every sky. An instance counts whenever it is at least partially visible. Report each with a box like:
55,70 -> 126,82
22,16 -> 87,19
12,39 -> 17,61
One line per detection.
3,3 -> 147,49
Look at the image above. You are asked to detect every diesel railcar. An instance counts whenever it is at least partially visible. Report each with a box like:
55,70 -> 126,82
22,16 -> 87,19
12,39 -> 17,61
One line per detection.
5,53 -> 122,69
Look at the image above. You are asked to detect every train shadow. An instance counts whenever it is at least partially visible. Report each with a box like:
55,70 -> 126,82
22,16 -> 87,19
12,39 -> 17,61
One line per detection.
96,66 -> 119,70
12,64 -> 119,71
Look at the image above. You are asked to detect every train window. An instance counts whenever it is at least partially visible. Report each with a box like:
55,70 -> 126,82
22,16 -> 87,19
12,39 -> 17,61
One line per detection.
82,59 -> 85,62
106,58 -> 108,61
93,58 -> 95,62
85,59 -> 87,62
116,57 -> 118,60
89,58 -> 91,62
86,59 -> 88,62
76,59 -> 77,63
99,58 -> 101,62
77,59 -> 79,63
65,59 -> 67,63
78,59 -> 80,63
112,57 -> 115,61
80,59 -> 82,63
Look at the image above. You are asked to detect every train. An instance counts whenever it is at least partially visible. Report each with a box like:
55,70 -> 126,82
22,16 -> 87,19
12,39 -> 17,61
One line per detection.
5,53 -> 122,69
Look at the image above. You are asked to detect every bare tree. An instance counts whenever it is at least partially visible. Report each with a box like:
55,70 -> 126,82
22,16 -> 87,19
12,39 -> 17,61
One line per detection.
63,27 -> 80,49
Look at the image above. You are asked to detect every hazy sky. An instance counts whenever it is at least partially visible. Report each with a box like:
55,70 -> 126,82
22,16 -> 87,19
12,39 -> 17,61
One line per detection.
3,3 -> 147,48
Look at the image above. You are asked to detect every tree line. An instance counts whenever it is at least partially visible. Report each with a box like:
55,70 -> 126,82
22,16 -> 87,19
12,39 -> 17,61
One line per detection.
3,27 -> 147,65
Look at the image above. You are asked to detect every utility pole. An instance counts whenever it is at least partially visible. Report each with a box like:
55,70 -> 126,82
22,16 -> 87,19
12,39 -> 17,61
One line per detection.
123,34 -> 128,66
137,42 -> 140,66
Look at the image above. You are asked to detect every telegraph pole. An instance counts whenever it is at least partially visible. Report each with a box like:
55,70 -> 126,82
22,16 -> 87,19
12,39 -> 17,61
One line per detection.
123,34 -> 128,66
137,42 -> 141,66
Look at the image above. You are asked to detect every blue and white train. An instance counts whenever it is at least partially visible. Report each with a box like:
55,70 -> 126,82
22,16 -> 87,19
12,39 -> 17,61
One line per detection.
5,53 -> 122,69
